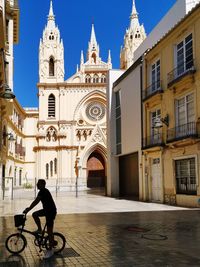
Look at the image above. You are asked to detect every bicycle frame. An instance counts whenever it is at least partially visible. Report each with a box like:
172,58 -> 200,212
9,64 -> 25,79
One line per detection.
17,221 -> 48,252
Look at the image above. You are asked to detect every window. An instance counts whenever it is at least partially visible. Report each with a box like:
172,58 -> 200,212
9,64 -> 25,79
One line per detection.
48,94 -> 55,117
175,93 -> 195,138
93,74 -> 99,83
19,170 -> 22,186
101,75 -> 106,83
91,53 -> 96,63
49,57 -> 55,76
50,161 -> 53,177
3,126 -> 6,146
175,158 -> 197,195
54,158 -> 57,174
176,33 -> 193,77
176,93 -> 194,126
85,75 -> 91,83
6,20 -> 9,43
46,163 -> 49,179
151,109 -> 162,143
151,60 -> 160,92
115,91 -> 121,154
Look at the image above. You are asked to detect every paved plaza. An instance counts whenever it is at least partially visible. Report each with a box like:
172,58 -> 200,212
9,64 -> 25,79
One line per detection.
0,192 -> 200,266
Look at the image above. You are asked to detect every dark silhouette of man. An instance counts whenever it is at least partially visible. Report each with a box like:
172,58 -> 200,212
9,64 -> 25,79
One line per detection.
23,179 -> 57,259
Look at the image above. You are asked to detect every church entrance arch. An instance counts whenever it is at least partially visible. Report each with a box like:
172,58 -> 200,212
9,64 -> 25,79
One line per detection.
87,150 -> 106,189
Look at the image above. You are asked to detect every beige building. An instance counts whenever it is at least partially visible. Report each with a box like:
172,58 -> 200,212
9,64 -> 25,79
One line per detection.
142,2 -> 200,207
0,0 -> 19,196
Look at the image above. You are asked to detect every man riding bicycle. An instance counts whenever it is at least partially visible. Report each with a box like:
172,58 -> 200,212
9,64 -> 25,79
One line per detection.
23,179 -> 57,259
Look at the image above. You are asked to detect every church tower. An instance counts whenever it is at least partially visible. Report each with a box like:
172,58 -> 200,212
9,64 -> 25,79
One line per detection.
39,0 -> 64,83
87,24 -> 100,65
120,0 -> 146,70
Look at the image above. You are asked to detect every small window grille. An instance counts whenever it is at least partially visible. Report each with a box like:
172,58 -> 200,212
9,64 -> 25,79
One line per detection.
48,94 -> 55,117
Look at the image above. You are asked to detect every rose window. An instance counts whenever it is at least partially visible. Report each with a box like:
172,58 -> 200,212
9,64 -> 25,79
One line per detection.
85,102 -> 105,121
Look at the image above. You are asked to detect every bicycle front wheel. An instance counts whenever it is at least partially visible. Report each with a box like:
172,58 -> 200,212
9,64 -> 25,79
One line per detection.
5,233 -> 27,254
45,232 -> 66,254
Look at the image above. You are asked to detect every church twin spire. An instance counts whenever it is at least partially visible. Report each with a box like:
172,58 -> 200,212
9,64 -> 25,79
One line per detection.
39,0 -> 64,83
120,0 -> 146,70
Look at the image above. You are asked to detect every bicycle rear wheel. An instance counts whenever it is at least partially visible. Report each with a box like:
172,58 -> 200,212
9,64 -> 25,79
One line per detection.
45,232 -> 66,254
5,233 -> 27,254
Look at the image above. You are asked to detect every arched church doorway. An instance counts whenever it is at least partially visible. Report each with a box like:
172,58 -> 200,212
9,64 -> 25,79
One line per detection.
87,151 -> 106,191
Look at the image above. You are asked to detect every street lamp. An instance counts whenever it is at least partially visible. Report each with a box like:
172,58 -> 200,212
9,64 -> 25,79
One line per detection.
3,132 -> 16,142
153,114 -> 169,129
0,84 -> 15,100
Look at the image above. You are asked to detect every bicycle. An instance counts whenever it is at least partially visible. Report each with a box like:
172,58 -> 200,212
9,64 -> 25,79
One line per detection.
5,214 -> 66,254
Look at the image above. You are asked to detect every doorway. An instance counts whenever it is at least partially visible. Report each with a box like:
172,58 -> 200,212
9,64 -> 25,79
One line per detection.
87,151 -> 106,192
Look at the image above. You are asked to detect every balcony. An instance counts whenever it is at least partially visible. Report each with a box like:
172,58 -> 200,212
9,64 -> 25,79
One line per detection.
167,121 -> 200,143
6,0 -> 19,44
142,80 -> 163,101
142,133 -> 165,149
167,59 -> 195,87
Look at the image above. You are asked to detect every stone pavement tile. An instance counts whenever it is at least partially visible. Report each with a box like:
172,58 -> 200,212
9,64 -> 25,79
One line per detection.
1,210 -> 200,266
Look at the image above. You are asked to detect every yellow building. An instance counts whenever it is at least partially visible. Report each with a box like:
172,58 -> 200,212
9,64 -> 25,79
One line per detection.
142,3 -> 200,207
0,0 -> 19,195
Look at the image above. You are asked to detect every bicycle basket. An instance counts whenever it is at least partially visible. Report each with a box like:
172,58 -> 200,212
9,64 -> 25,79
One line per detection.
14,214 -> 26,227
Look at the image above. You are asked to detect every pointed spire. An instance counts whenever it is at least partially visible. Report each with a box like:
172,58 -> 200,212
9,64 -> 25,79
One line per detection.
47,0 -> 56,29
131,0 -> 138,19
107,50 -> 111,64
130,0 -> 139,29
76,64 -> 79,73
80,50 -> 84,64
48,0 -> 55,21
90,24 -> 97,46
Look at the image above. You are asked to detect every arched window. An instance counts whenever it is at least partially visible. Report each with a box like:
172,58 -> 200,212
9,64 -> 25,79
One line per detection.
93,74 -> 99,83
85,75 -> 91,83
3,126 -> 6,146
50,161 -> 53,177
54,158 -> 57,174
48,94 -> 55,117
49,57 -> 55,76
91,53 -> 96,63
46,163 -> 49,179
101,75 -> 106,83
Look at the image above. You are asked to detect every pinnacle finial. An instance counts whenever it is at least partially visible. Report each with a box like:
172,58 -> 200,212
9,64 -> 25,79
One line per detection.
90,24 -> 97,45
131,0 -> 138,19
108,50 -> 112,64
48,0 -> 55,21
80,50 -> 84,64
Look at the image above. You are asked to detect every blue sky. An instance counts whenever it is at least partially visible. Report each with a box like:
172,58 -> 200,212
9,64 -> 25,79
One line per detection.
14,0 -> 176,107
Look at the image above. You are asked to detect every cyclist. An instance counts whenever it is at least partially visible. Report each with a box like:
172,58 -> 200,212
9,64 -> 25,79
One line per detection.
23,179 -> 57,259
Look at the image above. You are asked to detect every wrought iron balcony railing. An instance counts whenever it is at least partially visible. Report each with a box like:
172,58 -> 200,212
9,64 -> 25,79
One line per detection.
142,80 -> 163,101
167,121 -> 199,143
167,58 -> 195,87
142,133 -> 164,149
176,176 -> 197,195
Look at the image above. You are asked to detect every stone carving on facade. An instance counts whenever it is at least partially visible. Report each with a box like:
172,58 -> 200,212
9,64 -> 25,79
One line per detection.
46,126 -> 57,142
92,132 -> 103,143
